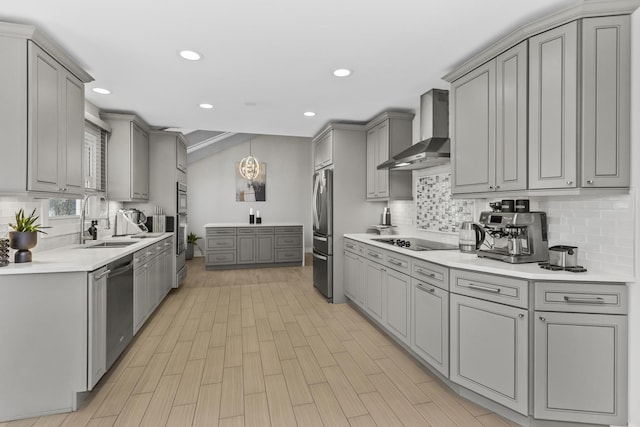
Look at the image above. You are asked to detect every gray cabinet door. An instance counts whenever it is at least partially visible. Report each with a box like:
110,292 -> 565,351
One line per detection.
364,260 -> 385,324
375,122 -> 389,198
255,235 -> 274,263
534,312 -> 627,425
366,128 -> 377,198
343,250 -> 358,300
385,268 -> 410,345
581,16 -> 630,188
28,43 -> 61,193
131,123 -> 149,200
411,280 -> 449,378
237,235 -> 256,264
62,72 -> 84,194
356,256 -> 366,307
451,60 -> 496,194
529,21 -> 578,189
176,136 -> 188,172
88,267 -> 107,390
313,130 -> 333,170
495,41 -> 527,192
450,293 -> 528,415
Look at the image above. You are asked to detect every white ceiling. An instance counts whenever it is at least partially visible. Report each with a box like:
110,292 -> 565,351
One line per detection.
1,0 -> 574,138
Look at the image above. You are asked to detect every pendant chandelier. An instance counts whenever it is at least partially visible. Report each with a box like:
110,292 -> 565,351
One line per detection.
238,138 -> 260,181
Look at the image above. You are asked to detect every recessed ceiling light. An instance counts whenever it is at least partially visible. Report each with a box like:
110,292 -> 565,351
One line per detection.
333,68 -> 351,77
180,50 -> 201,61
304,111 -> 316,117
199,103 -> 213,109
92,87 -> 111,95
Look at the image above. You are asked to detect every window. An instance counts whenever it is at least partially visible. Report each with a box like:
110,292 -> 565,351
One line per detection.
48,199 -> 81,217
84,121 -> 108,191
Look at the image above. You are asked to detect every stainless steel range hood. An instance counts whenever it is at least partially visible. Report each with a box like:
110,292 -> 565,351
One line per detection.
378,89 -> 450,170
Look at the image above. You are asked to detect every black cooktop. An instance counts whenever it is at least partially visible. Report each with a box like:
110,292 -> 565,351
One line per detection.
372,238 -> 458,251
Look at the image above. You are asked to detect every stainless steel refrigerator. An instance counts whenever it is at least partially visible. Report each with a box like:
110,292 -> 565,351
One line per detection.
312,168 -> 333,301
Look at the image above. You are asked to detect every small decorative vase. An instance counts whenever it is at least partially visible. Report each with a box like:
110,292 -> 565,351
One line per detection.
185,242 -> 194,260
8,231 -> 38,263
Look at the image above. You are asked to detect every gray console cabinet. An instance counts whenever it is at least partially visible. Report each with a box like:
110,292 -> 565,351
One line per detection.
205,226 -> 301,269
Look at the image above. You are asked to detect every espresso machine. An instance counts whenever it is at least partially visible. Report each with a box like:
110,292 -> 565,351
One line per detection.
477,211 -> 549,264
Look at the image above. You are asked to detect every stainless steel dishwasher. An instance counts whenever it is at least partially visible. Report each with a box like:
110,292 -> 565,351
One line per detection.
106,254 -> 134,369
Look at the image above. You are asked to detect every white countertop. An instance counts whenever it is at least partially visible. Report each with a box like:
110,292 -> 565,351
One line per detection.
0,233 -> 174,276
344,234 -> 635,283
204,223 -> 303,228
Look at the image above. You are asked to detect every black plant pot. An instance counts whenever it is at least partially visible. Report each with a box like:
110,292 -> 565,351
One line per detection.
9,231 -> 38,263
185,242 -> 194,260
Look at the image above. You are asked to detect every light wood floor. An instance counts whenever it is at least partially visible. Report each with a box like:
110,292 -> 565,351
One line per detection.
2,258 -> 519,427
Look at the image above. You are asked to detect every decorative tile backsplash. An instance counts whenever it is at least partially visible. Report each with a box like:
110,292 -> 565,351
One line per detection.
415,173 -> 474,233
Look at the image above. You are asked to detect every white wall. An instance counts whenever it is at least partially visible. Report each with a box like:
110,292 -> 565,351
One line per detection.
187,135 -> 313,254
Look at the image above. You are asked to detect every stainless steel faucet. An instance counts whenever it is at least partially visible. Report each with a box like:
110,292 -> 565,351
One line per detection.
79,194 -> 110,244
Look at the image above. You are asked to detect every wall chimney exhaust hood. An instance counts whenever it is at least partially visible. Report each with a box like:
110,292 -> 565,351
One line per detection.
378,89 -> 449,170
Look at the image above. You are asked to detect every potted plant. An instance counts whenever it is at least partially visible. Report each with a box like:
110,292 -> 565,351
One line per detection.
8,208 -> 47,263
186,232 -> 201,260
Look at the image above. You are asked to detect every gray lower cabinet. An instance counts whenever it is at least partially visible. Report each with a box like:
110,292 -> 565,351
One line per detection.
364,258 -> 385,324
256,234 -> 274,263
237,231 -> 256,264
533,281 -> 628,425
343,249 -> 359,301
449,292 -> 528,415
411,278 -> 449,378
384,268 -> 411,346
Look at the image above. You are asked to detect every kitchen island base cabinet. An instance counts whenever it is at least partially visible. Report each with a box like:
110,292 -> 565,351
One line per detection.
205,225 -> 302,270
449,293 -> 528,415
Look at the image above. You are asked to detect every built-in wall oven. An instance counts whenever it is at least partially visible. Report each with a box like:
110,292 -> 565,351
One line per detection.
176,182 -> 188,287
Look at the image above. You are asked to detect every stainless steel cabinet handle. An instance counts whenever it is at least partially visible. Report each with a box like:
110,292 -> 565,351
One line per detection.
95,269 -> 111,280
563,296 -> 604,304
586,180 -> 594,184
519,313 -> 524,318
416,283 -> 436,293
388,259 -> 403,266
313,253 -> 328,261
567,180 -> 573,185
488,185 -> 494,190
415,268 -> 436,278
539,316 -> 546,322
467,283 -> 501,293
368,252 -> 380,258
313,236 -> 328,242
495,185 -> 500,189
345,243 -> 355,249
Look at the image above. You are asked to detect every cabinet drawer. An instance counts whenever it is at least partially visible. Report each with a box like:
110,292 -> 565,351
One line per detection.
206,236 -> 236,250
275,234 -> 302,248
256,227 -> 274,234
206,227 -> 236,236
364,245 -> 384,263
412,260 -> 449,291
206,251 -> 236,265
450,269 -> 528,309
344,239 -> 359,254
384,251 -> 410,274
534,282 -> 627,314
275,226 -> 301,234
237,227 -> 256,234
275,248 -> 302,262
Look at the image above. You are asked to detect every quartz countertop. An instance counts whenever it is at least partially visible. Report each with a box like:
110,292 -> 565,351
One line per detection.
344,233 -> 634,283
204,223 -> 303,228
0,233 -> 174,276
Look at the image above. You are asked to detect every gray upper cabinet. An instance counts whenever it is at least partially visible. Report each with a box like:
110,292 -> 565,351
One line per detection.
0,25 -> 91,197
176,136 -> 188,172
313,129 -> 333,171
451,41 -> 527,195
581,15 -> 630,188
529,21 -> 579,190
365,113 -> 413,201
451,60 -> 496,194
530,16 -> 630,190
103,113 -> 150,201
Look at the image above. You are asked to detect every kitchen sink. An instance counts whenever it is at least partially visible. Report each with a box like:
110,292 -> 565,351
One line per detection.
81,241 -> 138,248
130,233 -> 165,239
